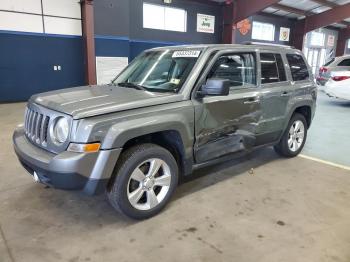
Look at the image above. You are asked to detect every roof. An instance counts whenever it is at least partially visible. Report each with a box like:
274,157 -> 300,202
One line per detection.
149,43 -> 297,52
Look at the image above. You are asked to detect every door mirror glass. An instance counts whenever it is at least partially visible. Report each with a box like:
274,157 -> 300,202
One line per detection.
198,79 -> 230,97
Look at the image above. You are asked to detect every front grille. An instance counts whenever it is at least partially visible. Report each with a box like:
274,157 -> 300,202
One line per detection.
24,107 -> 50,146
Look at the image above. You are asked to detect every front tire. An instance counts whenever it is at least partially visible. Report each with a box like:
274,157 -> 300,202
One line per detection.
274,113 -> 307,157
107,143 -> 178,220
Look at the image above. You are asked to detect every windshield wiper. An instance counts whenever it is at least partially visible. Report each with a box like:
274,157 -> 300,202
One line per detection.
116,82 -> 147,91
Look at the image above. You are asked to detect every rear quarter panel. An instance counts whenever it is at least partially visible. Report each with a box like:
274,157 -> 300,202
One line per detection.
283,50 -> 317,130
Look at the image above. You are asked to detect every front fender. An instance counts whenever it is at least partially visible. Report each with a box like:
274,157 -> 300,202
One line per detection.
102,113 -> 194,153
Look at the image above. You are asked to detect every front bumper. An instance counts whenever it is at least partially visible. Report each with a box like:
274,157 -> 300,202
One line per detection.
13,127 -> 122,195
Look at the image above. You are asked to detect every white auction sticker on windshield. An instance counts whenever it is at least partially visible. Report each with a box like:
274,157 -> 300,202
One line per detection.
172,50 -> 201,58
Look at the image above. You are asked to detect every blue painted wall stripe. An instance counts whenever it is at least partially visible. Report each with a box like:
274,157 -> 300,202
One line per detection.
0,32 -> 85,102
0,31 -> 189,102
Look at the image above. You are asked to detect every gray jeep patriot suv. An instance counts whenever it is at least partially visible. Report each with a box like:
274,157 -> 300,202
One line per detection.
13,44 -> 317,219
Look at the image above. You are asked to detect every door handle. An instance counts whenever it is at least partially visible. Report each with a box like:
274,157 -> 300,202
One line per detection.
280,91 -> 290,97
243,97 -> 260,104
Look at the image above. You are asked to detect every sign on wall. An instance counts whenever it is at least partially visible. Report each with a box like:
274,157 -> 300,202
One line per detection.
327,35 -> 335,47
197,13 -> 215,33
279,27 -> 290,42
96,57 -> 128,85
236,19 -> 251,36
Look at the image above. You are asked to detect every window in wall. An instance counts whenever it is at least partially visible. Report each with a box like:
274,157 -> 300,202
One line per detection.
348,40 -> 350,49
310,31 -> 325,47
286,54 -> 309,81
338,59 -> 350,66
143,3 -> 187,32
260,53 -> 286,84
252,22 -> 275,41
208,53 -> 256,88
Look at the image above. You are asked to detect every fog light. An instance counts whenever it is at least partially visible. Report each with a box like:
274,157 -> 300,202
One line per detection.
67,143 -> 101,153
33,172 -> 40,183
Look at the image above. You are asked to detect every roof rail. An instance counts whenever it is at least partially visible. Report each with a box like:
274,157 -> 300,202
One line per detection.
243,41 -> 294,48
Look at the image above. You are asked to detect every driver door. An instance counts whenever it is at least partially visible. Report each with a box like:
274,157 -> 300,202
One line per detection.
193,51 -> 262,163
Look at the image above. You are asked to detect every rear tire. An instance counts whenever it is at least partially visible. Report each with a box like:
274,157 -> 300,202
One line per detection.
107,143 -> 178,220
274,113 -> 307,157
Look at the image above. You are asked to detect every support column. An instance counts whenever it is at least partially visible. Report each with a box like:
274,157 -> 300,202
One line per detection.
291,20 -> 306,51
81,0 -> 97,85
222,2 -> 234,44
336,27 -> 350,57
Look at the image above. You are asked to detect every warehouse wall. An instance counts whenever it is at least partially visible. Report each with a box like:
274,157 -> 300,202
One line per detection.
94,0 -> 222,60
0,0 -> 84,102
234,14 -> 294,46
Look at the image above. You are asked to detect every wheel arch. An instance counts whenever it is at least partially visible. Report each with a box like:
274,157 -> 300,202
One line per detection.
294,105 -> 312,128
285,103 -> 313,131
121,130 -> 189,176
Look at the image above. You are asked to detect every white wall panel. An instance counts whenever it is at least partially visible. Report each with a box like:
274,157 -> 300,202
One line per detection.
44,16 -> 82,36
96,57 -> 129,85
42,0 -> 81,19
0,0 -> 42,14
0,11 -> 43,33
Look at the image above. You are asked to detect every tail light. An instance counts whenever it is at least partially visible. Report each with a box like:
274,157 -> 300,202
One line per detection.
319,67 -> 328,73
332,76 -> 350,81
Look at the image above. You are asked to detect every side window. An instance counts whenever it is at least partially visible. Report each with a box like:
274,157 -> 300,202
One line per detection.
260,53 -> 286,84
286,54 -> 309,81
208,53 -> 256,88
338,59 -> 350,66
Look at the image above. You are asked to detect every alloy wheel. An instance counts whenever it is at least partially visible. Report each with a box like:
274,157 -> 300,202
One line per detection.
288,120 -> 305,152
127,158 -> 172,211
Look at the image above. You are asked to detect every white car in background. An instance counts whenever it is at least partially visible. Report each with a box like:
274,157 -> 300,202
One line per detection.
325,71 -> 350,100
317,55 -> 350,86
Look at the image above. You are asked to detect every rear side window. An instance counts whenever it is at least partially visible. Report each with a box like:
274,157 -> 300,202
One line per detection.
338,59 -> 350,66
324,58 -> 335,66
260,53 -> 287,84
286,54 -> 309,81
208,53 -> 256,88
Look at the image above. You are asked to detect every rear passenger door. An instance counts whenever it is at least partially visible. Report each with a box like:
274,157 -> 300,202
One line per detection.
256,52 -> 291,145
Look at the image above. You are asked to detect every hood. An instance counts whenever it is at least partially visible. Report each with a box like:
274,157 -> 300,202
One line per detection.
30,85 -> 184,119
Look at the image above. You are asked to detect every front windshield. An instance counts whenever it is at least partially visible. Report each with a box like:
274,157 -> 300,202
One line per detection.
112,49 -> 201,93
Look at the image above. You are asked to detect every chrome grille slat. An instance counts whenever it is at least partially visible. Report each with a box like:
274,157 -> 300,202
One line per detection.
42,116 -> 49,143
29,110 -> 35,136
36,114 -> 43,142
24,108 -> 29,131
32,112 -> 38,139
24,107 -> 50,147
40,115 -> 47,143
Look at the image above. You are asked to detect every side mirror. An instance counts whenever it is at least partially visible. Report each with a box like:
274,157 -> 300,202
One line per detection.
197,79 -> 230,97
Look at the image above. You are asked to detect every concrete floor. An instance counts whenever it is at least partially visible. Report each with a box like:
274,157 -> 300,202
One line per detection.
303,91 -> 350,167
0,93 -> 350,262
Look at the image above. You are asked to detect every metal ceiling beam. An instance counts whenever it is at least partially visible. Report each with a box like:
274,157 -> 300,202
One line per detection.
304,2 -> 350,32
233,0 -> 280,23
81,0 -> 96,85
341,21 -> 350,27
271,3 -> 307,16
272,2 -> 350,27
310,0 -> 337,8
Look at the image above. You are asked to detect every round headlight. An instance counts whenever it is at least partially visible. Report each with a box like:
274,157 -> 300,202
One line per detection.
53,117 -> 69,143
